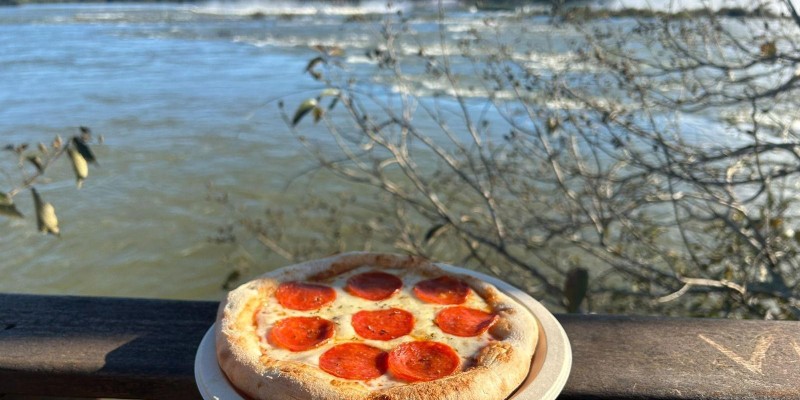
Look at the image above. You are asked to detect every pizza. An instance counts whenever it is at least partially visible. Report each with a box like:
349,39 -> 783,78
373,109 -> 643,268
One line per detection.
215,252 -> 538,400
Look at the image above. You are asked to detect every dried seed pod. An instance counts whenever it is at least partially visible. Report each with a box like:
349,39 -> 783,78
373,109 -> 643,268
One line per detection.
32,188 -> 59,237
53,135 -> 63,151
67,147 -> 89,189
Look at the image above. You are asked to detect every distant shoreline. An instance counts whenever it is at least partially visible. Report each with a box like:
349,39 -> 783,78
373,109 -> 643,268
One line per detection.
0,0 -> 543,8
0,0 -> 780,21
0,0 -> 414,5
1,0 -> 200,5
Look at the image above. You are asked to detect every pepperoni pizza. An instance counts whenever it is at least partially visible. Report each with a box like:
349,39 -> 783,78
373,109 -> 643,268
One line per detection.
215,252 -> 538,400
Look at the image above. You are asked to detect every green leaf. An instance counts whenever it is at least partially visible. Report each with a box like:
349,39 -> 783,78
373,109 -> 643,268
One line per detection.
0,204 -> 23,219
563,267 -> 589,313
70,136 -> 97,165
222,269 -> 241,290
305,56 -> 324,73
305,56 -> 324,80
0,192 -> 23,219
292,99 -> 318,126
26,155 -> 44,174
423,223 -> 449,244
327,96 -> 339,111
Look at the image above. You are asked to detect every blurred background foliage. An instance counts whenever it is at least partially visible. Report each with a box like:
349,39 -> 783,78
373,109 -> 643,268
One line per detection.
214,0 -> 800,319
4,0 -> 799,319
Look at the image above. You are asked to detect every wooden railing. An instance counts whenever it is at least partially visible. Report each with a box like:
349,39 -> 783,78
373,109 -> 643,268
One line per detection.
1,293 -> 799,399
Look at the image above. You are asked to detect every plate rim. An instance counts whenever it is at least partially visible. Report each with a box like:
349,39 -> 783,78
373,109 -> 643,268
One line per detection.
195,264 -> 571,400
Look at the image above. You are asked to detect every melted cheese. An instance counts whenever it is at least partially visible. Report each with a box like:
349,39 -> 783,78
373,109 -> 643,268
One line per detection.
255,266 -> 494,390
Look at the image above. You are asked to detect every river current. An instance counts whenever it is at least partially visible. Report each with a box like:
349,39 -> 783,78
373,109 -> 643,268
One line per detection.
0,0 -> 734,299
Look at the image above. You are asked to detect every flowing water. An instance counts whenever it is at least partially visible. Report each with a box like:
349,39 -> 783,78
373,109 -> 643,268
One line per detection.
0,0 -> 737,300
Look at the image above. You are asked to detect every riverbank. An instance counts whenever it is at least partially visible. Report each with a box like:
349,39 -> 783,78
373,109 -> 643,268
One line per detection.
1,0 -> 197,5
1,0 -> 777,23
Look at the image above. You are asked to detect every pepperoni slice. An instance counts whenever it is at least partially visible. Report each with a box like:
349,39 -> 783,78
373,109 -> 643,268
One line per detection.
275,281 -> 336,311
413,276 -> 471,305
387,341 -> 460,382
352,308 -> 414,340
435,306 -> 498,337
319,343 -> 388,381
268,316 -> 334,352
345,271 -> 403,300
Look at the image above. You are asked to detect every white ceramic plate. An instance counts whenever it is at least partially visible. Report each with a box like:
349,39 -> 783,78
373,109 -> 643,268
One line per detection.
195,265 -> 572,400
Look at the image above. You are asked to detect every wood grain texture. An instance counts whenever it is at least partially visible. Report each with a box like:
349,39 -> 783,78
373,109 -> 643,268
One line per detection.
0,293 -> 217,400
557,314 -> 800,400
1,294 -> 799,399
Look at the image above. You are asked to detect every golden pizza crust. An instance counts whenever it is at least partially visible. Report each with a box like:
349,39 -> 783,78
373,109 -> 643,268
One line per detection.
216,252 -> 538,400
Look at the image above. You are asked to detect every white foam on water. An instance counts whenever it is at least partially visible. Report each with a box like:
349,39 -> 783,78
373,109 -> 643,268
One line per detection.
345,54 -> 376,65
591,0 -> 782,12
512,51 -> 597,74
192,0 -> 412,17
73,12 -> 129,21
233,33 -> 373,50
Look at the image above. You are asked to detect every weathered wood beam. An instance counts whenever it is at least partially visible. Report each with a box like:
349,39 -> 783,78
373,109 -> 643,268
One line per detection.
0,294 -> 798,400
0,294 -> 216,400
559,314 -> 800,400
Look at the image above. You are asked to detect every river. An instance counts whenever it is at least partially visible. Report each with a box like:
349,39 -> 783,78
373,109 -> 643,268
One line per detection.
0,0 -> 738,300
